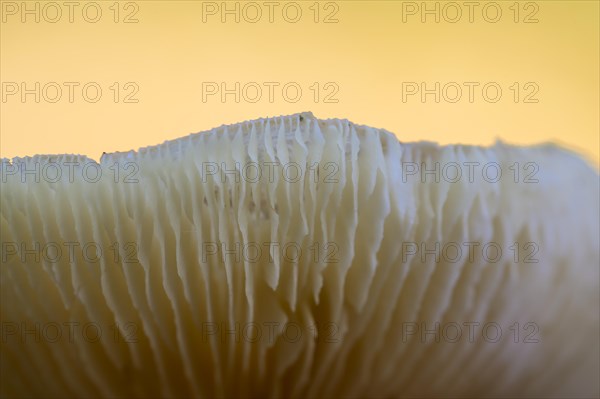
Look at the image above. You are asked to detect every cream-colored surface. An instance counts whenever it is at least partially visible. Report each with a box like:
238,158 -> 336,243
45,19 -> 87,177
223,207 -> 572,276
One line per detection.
1,113 -> 598,397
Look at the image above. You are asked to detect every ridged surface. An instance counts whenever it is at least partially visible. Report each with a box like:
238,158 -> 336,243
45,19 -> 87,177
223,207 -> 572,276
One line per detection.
1,112 -> 598,398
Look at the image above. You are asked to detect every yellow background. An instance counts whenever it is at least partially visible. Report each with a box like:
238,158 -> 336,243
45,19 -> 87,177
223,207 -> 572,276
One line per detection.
1,0 -> 599,166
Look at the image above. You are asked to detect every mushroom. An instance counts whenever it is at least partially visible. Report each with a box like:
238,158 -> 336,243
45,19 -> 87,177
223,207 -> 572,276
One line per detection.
1,112 -> 598,398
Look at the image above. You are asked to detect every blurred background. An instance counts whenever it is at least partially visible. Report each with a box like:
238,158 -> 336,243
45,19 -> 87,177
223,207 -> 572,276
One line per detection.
1,0 -> 598,166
